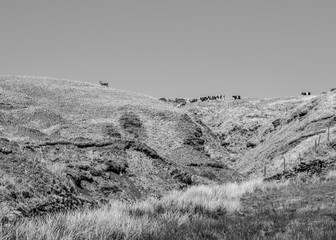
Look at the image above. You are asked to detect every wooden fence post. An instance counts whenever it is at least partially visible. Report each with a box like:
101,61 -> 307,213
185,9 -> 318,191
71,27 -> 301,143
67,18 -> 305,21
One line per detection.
283,157 -> 286,172
318,135 -> 321,146
328,126 -> 330,142
264,166 -> 266,178
315,139 -> 317,152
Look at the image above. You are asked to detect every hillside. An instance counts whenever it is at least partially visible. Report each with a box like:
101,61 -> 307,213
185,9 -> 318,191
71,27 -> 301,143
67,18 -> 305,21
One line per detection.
0,76 -> 241,221
183,90 -> 336,178
1,76 -> 335,227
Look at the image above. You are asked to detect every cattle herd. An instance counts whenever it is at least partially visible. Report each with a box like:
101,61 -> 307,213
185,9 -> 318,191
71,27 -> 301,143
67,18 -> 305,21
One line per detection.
158,91 -> 315,107
199,95 -> 225,101
159,95 -> 227,105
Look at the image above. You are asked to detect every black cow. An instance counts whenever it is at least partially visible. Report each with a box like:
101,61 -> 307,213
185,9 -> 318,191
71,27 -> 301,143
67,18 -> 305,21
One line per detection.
232,95 -> 241,100
99,81 -> 109,87
301,92 -> 311,96
175,98 -> 187,104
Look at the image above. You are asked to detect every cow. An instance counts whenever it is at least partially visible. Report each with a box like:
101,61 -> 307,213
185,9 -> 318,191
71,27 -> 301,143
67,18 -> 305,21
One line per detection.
301,92 -> 311,96
159,97 -> 167,102
216,95 -> 224,100
190,98 -> 198,103
99,81 -> 109,87
232,95 -> 241,100
175,98 -> 187,104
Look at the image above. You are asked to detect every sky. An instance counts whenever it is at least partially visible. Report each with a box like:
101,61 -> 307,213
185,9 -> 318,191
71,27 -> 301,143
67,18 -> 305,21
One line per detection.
0,1 -> 335,98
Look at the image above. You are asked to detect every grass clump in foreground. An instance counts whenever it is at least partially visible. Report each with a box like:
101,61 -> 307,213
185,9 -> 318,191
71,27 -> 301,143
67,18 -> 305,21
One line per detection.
1,178 -> 335,240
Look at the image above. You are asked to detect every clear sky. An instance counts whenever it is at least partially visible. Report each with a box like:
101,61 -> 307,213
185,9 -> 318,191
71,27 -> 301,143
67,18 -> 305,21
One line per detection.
0,1 -> 335,98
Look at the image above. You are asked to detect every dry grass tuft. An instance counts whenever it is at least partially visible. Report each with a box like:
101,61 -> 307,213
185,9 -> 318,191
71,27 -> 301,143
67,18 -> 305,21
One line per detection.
133,178 -> 287,215
44,162 -> 67,178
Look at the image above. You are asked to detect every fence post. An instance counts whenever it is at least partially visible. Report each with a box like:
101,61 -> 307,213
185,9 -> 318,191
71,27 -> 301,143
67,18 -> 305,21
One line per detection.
283,157 -> 286,172
315,139 -> 317,152
328,126 -> 330,142
264,166 -> 266,178
318,135 -> 321,146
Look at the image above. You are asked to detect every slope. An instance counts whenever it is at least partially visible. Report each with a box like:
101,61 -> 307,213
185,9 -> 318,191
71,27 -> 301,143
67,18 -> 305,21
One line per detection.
0,76 -> 242,221
186,90 -> 336,178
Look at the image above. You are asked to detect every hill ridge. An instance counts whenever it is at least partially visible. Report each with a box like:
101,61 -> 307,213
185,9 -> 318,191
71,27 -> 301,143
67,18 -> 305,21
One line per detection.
0,76 -> 241,221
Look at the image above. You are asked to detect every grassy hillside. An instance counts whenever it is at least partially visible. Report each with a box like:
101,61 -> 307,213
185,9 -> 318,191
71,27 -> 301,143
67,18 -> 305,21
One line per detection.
0,76 -> 241,222
1,76 -> 336,239
185,91 -> 336,178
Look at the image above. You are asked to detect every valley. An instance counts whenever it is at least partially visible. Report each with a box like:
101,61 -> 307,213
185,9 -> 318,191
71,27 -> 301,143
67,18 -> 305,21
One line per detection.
0,76 -> 335,239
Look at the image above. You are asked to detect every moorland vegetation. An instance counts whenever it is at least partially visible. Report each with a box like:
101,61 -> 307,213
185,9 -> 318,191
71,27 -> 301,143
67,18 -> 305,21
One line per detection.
0,76 -> 335,239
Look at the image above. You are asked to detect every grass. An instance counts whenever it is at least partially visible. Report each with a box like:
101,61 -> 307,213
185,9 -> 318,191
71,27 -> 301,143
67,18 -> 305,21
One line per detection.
136,178 -> 286,215
1,77 -> 336,239
2,178 -> 336,239
0,179 -> 290,240
43,162 -> 67,178
326,170 -> 336,180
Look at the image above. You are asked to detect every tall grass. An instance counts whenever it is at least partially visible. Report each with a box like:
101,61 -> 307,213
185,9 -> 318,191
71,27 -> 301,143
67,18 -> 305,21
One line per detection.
0,179 -> 291,240
131,178 -> 284,216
